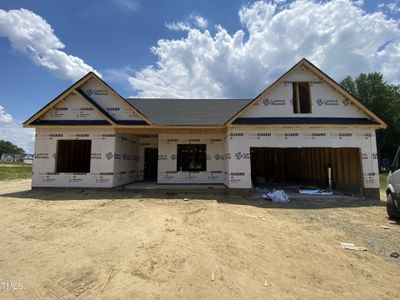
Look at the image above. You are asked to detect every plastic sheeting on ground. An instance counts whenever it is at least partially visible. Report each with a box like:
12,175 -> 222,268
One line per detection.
262,190 -> 290,203
299,188 -> 333,195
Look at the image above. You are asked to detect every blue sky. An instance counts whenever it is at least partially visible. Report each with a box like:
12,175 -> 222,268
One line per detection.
0,0 -> 399,152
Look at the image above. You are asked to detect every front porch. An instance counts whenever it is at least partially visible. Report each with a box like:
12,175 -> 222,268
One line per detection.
115,130 -> 227,186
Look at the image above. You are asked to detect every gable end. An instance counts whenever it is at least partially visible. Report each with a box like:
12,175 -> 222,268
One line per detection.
24,72 -> 152,127
226,58 -> 387,128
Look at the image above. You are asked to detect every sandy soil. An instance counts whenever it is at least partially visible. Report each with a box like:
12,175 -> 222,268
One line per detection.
0,179 -> 399,299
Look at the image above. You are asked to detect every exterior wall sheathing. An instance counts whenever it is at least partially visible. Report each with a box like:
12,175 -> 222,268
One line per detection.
242,65 -> 367,119
157,133 -> 226,184
226,127 -> 380,195
33,128 -> 116,188
113,133 -> 139,186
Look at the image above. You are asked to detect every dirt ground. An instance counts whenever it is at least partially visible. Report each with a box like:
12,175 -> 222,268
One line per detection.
0,180 -> 399,299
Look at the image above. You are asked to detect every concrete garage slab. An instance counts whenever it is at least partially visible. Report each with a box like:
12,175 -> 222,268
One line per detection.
250,184 -> 369,201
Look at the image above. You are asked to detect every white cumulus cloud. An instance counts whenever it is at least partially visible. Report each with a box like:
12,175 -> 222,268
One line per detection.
378,1 -> 400,15
193,15 -> 208,29
166,14 -> 209,32
0,105 -> 13,123
165,21 -> 192,32
128,0 -> 400,98
0,8 -> 100,81
0,107 -> 34,153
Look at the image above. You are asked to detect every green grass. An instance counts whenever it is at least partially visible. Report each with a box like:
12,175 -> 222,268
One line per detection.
0,163 -> 32,180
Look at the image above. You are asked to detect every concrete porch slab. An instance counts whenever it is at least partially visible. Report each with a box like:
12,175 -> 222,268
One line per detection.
122,182 -> 227,194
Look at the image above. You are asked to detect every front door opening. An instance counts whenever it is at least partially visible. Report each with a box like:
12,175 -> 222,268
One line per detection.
144,148 -> 158,182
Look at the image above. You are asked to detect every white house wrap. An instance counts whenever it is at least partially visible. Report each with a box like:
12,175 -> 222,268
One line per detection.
24,59 -> 386,198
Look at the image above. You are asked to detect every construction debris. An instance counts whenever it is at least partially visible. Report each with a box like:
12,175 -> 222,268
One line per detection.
264,279 -> 271,287
101,267 -> 113,293
263,190 -> 290,203
340,242 -> 367,251
209,272 -> 216,281
299,188 -> 333,195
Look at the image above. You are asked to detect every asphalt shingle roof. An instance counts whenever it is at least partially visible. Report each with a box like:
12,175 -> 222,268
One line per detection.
125,98 -> 252,126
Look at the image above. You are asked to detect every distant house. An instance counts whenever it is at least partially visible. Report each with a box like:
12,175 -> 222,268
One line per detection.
23,154 -> 34,164
23,58 -> 386,198
1,153 -> 24,163
0,153 -> 32,163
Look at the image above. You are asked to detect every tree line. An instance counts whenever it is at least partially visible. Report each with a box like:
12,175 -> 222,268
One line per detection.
0,140 -> 25,154
340,73 -> 400,166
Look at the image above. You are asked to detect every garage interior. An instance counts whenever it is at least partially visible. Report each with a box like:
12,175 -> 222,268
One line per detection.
250,147 -> 363,194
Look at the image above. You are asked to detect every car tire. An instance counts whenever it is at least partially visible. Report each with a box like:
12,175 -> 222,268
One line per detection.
387,193 -> 400,219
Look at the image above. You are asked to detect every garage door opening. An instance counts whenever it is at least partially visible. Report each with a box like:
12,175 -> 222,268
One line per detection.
250,147 -> 363,194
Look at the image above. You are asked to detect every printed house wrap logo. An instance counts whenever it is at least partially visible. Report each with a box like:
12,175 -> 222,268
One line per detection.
343,99 -> 351,106
105,152 -> 113,160
35,153 -> 49,159
210,139 -> 222,143
91,153 -> 102,159
263,99 -> 286,106
316,99 -> 340,106
235,152 -> 243,159
86,88 -> 108,96
284,133 -> 299,139
230,172 -> 245,176
234,152 -> 250,159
